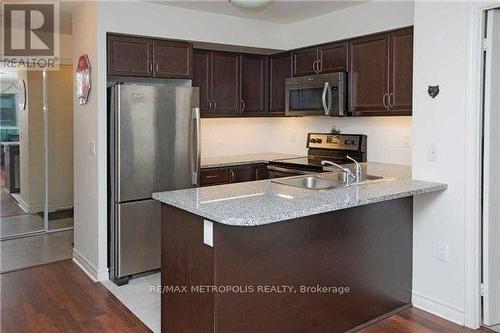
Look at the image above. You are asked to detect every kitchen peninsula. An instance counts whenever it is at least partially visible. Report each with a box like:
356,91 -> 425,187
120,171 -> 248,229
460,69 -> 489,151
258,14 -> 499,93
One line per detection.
153,163 -> 446,332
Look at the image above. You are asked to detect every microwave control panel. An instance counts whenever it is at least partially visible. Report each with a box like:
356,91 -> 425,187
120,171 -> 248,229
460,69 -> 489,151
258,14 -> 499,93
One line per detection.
307,133 -> 362,151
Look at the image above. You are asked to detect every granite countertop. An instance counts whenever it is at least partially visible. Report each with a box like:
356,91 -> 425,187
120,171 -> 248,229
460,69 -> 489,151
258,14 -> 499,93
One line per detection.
153,162 -> 447,226
201,152 -> 302,168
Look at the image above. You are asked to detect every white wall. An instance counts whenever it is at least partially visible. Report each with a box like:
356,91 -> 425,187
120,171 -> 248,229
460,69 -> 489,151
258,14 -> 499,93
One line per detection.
411,1 -> 470,324
72,1 -> 108,281
99,1 -> 288,50
202,117 -> 412,165
285,1 -> 414,49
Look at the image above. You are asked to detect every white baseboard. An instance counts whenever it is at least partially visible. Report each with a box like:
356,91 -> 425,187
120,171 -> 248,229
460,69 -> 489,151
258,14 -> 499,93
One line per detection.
72,248 -> 108,282
412,291 -> 465,325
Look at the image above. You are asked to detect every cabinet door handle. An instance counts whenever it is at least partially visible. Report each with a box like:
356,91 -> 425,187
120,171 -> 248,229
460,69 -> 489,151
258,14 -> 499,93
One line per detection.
318,59 -> 322,73
213,100 -> 217,111
240,99 -> 246,112
148,61 -> 153,73
155,61 -> 159,73
229,169 -> 235,182
382,93 -> 388,110
389,93 -> 395,108
204,174 -> 219,179
312,60 -> 318,74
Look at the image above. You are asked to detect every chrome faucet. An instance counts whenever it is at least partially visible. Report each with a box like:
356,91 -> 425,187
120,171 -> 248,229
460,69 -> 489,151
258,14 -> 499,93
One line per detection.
346,155 -> 362,183
321,160 -> 356,183
321,156 -> 362,183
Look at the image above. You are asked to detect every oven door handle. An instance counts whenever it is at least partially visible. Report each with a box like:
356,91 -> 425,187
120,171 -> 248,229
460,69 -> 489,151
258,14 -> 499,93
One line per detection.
322,81 -> 331,116
267,165 -> 316,175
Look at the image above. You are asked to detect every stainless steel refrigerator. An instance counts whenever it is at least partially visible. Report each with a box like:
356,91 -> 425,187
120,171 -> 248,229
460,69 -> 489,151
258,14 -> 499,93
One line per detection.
108,82 -> 200,285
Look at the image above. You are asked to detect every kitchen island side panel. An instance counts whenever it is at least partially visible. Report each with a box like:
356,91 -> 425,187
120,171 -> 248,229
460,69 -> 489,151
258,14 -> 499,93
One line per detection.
214,197 -> 413,333
161,197 -> 412,332
161,205 -> 215,333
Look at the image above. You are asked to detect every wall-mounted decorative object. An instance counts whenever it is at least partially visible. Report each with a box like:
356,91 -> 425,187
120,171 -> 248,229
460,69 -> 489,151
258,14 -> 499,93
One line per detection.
75,54 -> 91,105
428,85 -> 440,99
18,80 -> 26,111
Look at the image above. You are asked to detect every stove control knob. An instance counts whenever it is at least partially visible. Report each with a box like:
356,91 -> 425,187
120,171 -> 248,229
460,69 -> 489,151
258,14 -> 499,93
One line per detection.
316,139 -> 323,143
310,139 -> 316,143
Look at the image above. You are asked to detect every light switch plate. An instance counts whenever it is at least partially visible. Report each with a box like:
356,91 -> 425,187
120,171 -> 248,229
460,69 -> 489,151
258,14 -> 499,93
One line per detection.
427,145 -> 438,162
203,220 -> 213,247
436,241 -> 449,262
89,141 -> 96,156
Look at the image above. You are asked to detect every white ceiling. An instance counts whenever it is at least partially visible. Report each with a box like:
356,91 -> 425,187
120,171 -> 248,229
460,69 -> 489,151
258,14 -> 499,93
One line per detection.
152,0 -> 367,24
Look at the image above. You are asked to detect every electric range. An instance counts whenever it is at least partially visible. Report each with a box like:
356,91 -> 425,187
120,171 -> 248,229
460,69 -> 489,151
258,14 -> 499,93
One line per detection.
267,133 -> 367,178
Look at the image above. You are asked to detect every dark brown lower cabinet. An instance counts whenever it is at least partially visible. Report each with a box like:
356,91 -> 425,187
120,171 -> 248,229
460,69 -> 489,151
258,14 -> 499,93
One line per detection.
199,167 -> 229,186
161,197 -> 413,332
200,164 -> 268,187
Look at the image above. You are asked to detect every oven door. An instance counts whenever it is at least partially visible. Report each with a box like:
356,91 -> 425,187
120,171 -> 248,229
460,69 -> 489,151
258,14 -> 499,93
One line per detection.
285,73 -> 345,117
267,165 -> 318,179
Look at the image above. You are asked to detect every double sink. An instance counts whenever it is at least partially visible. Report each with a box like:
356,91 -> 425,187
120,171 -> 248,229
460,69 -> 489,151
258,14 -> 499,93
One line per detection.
272,172 -> 391,190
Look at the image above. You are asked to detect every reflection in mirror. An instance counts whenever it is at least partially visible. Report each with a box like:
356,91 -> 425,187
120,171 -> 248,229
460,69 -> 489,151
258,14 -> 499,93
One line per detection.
1,67 -> 46,239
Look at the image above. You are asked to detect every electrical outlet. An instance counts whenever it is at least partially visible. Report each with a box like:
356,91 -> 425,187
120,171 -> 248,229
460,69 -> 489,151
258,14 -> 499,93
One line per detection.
89,141 -> 96,156
427,145 -> 438,162
436,242 -> 449,262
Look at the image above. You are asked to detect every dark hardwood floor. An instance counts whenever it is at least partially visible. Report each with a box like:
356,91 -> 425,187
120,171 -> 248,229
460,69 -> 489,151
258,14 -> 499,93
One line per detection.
0,259 -> 150,332
0,259 -> 492,333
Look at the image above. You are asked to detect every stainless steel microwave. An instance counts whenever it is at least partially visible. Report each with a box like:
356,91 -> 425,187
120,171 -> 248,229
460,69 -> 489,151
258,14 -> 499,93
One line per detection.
285,72 -> 346,117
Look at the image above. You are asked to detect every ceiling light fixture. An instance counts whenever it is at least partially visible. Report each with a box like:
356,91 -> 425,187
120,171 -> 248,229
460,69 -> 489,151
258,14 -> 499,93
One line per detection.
229,0 -> 272,9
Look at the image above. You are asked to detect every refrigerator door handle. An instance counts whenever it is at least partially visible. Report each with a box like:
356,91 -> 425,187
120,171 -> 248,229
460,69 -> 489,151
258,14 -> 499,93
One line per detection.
115,84 -> 122,201
191,107 -> 201,186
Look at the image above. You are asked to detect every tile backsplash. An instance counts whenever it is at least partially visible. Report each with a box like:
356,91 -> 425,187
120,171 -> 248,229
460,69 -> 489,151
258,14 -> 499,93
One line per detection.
201,116 -> 412,165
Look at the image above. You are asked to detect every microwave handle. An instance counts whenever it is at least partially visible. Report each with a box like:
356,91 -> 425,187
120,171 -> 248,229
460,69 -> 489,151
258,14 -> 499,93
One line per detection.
322,82 -> 331,115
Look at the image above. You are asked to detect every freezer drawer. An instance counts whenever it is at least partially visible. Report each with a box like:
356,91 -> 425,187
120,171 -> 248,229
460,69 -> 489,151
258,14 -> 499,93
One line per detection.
115,199 -> 160,277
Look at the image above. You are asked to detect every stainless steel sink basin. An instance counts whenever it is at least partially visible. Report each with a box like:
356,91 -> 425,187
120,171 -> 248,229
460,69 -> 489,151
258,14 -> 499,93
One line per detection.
272,173 -> 392,190
272,175 -> 346,190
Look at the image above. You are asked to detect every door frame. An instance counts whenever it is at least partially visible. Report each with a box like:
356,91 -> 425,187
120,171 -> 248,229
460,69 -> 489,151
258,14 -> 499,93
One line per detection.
465,2 -> 500,329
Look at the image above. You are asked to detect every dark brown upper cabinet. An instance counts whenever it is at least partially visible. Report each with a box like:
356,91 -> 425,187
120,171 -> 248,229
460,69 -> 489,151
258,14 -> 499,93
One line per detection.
107,34 -> 192,79
109,28 -> 412,118
211,51 -> 241,115
107,35 -> 153,77
389,28 -> 413,114
193,49 -> 211,115
193,50 -> 267,116
292,42 -> 348,77
318,42 -> 348,74
240,54 -> 267,114
348,33 -> 391,115
292,47 -> 318,77
152,40 -> 192,78
269,52 -> 291,114
348,28 -> 413,116
193,49 -> 241,117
